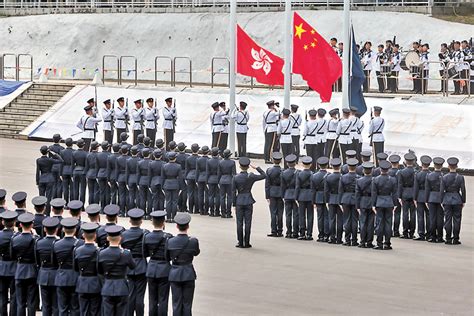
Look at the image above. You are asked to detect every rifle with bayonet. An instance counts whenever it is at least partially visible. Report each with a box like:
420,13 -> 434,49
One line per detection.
172,98 -> 177,133
125,98 -> 130,133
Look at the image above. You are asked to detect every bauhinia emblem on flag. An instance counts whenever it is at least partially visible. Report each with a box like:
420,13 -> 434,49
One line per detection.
237,25 -> 284,86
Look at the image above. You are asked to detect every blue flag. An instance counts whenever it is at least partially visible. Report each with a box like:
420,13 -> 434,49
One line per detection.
348,26 -> 367,116
0,80 -> 25,97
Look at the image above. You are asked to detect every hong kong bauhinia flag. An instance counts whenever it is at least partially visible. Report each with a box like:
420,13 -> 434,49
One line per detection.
292,12 -> 342,102
237,25 -> 285,86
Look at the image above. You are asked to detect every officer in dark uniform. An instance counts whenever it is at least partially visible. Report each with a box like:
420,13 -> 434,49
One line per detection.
196,146 -> 210,216
97,204 -> 120,249
97,141 -> 111,209
325,158 -> 343,244
312,157 -> 329,242
74,222 -> 101,316
143,210 -> 173,316
36,145 -> 62,206
98,225 -> 136,316
12,192 -> 28,230
31,196 -> 48,237
72,139 -> 88,203
35,217 -> 60,316
150,149 -> 165,214
372,152 -> 388,177
126,146 -> 140,210
265,152 -> 284,237
60,138 -> 75,204
356,151 -> 372,176
165,213 -> 200,316
296,156 -> 314,241
218,149 -> 236,218
50,198 -> 65,237
0,211 -> 18,316
54,218 -> 83,315
138,148 -> 153,217
339,158 -> 360,246
206,147 -> 220,217
398,153 -> 417,239
11,213 -> 38,316
165,141 -> 177,162
185,144 -> 200,214
68,200 -> 85,239
119,132 -> 133,153
162,152 -> 182,222
355,161 -> 375,248
85,204 -> 101,225
176,143 -> 189,212
280,154 -> 299,239
50,133 -> 65,199
0,189 -> 6,217
136,134 -> 146,156
116,145 -> 129,216
341,150 -> 357,175
388,154 -> 402,237
413,155 -> 432,241
372,160 -> 398,250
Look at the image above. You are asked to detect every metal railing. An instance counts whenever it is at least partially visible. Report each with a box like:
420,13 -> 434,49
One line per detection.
445,61 -> 471,97
0,53 -> 33,81
211,57 -> 230,88
102,55 -> 120,85
154,56 -> 174,87
119,55 -> 138,86
17,54 -> 33,81
173,57 -> 192,87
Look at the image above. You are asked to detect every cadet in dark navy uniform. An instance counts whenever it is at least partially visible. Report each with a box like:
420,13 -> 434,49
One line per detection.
162,152 -> 182,222
280,154 -> 299,239
0,211 -> 18,316
150,149 -> 166,213
185,144 -> 200,214
12,191 -> 28,218
312,157 -> 329,242
356,151 -> 372,176
265,152 -> 284,237
116,145 -> 130,216
108,143 -> 121,206
35,217 -> 60,316
442,157 -> 466,245
355,162 -> 375,248
165,213 -> 200,315
372,160 -> 398,250
388,154 -> 402,237
176,143 -> 189,212
126,146 -> 141,210
98,225 -> 136,316
85,203 -> 102,225
219,149 -> 236,218
0,189 -> 6,217
339,158 -> 360,246
96,141 -> 111,209
398,153 -> 417,239
137,148 -> 153,217
50,134 -> 65,199
425,157 -> 445,243
341,150 -> 357,175
60,138 -> 75,203
54,218 -> 84,315
325,158 -> 343,244
11,213 -> 38,316
36,145 -> 62,206
68,200 -> 85,239
31,196 -> 48,237
50,198 -> 65,237
196,146 -> 210,216
372,152 -> 388,177
296,156 -> 314,240
413,155 -> 432,241
143,210 -> 173,316
84,141 -> 100,205
97,204 -> 120,249
121,209 -> 149,316
72,139 -> 88,203
206,147 -> 221,217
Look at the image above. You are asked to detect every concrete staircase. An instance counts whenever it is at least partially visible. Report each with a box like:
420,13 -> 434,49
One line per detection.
0,83 -> 74,139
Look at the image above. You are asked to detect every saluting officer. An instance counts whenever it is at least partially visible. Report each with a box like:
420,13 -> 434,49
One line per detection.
325,108 -> 340,160
413,155 -> 432,241
262,100 -> 280,163
265,152 -> 284,237
162,97 -> 177,150
131,99 -> 145,145
162,152 -> 182,222
368,106 -> 385,161
219,102 -> 230,152
398,153 -> 417,239
196,146 -> 210,216
36,145 -> 62,206
233,101 -> 249,157
218,149 -> 236,218
102,99 -> 114,145
60,138 -> 75,204
339,158 -> 360,246
97,141 -> 111,210
114,97 -> 128,142
206,148 -> 221,217
84,141 -> 100,205
50,134 -> 64,199
355,161 -> 375,248
210,102 -> 225,149
0,211 -> 18,316
290,104 -> 302,162
185,144 -> 200,214
312,157 -> 329,242
96,205 -> 120,249
76,104 -> 101,152
280,154 -> 299,239
278,109 -> 293,165
126,146 -> 141,210
336,108 -> 353,164
150,149 -> 166,213
295,156 -> 314,240
144,98 -> 160,146
116,145 -> 130,216
303,109 -> 318,171
32,196 -> 48,237
324,158 -> 343,244
72,139 -> 88,203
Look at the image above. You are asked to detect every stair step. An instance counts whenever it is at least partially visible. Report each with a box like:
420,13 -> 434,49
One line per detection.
0,112 -> 41,119
8,103 -> 51,110
0,117 -> 33,125
11,99 -> 56,106
32,84 -> 74,91
25,90 -> 66,97
0,122 -> 30,130
4,107 -> 47,114
20,95 -> 62,101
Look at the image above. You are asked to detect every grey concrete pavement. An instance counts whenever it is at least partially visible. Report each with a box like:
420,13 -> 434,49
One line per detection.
0,138 -> 473,315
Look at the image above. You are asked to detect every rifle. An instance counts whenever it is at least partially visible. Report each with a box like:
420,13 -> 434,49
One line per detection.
392,36 -> 396,47
125,98 -> 130,132
172,99 -> 177,133
140,99 -> 145,132
111,100 -> 115,131
154,98 -> 159,128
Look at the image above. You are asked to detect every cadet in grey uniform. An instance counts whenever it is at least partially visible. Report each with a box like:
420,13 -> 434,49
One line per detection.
206,148 -> 221,217
126,146 -> 141,210
165,213 -> 200,315
0,211 -> 18,316
114,97 -> 128,142
325,158 -> 343,244
218,149 -> 236,218
312,157 -> 329,242
138,148 -> 153,216
50,134 -> 64,199
84,141 -> 100,205
144,98 -> 160,146
325,108 -> 340,159
150,149 -> 166,213
265,152 -> 284,237
355,162 -> 375,248
339,158 -> 360,246
336,108 -> 353,164
398,153 -> 417,239
387,155 -> 402,237
372,160 -> 398,250
233,157 -> 266,248
143,210 -> 173,316
176,143 -> 189,213
196,146 -> 210,215
115,145 -> 130,215
233,101 -> 249,157
162,152 -> 182,222
303,110 -> 318,171
296,156 -> 314,240
97,141 -> 111,210
132,99 -> 145,145
442,157 -> 466,245
76,104 -> 101,152
290,104 -> 302,162
413,155 -> 432,241
36,145 -> 63,206
185,144 -> 200,214
368,106 -> 385,161
262,100 -> 280,163
278,109 -> 294,164
281,154 -> 299,239
102,99 -> 114,145
162,97 -> 177,150
72,139 -> 88,203
60,138 -> 75,204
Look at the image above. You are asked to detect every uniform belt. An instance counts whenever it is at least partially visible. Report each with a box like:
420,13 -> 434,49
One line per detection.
146,119 -> 155,122
339,133 -> 349,135
150,258 -> 167,262
317,132 -> 324,134
132,254 -> 144,259
172,261 -> 189,266
79,272 -> 98,277
117,118 -> 125,120
104,275 -> 125,280
84,128 -> 95,131
373,132 -> 382,134
165,118 -> 173,121
281,133 -> 291,135
328,130 -> 336,133
104,120 -> 112,122
306,134 -> 315,137
266,122 -> 276,124
445,189 -> 458,193
213,123 -> 223,126
237,122 -> 247,125
361,193 -> 371,197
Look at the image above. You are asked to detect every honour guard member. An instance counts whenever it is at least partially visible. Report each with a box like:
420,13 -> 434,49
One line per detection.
369,106 -> 385,160
325,108 -> 340,159
233,158 -> 266,247
325,158 -> 343,244
398,153 -> 417,239
102,99 -> 114,145
143,210 -> 173,316
312,157 -> 329,242
355,161 -> 375,248
290,104 -> 302,162
76,104 -> 101,152
126,146 -> 141,210
218,149 -> 236,218
0,211 -> 18,316
265,152 -> 284,237
206,148 -> 221,217
114,97 -> 128,142
60,138 -> 75,204
295,156 -> 314,240
281,154 -> 299,239
144,98 -> 160,146
262,100 -> 280,163
315,109 -> 328,166
162,97 -> 177,150
35,217 -> 60,316
108,143 -> 121,206
11,213 -> 39,316
122,209 -> 149,316
372,160 -> 397,250
210,102 -> 225,149
336,108 -> 353,164
32,196 -> 48,237
303,109 -> 318,171
417,44 -> 430,94
350,107 -> 364,160
185,144 -> 200,214
442,157 -> 466,245
176,143 -> 189,212
150,149 -> 166,213
388,44 -> 401,93
162,152 -> 182,222
74,222 -> 101,316
116,145 -> 130,216
84,141 -> 100,205
278,108 -> 294,165
388,155 -> 402,237
339,158 -> 360,246
196,146 -> 210,215
413,155 -> 432,241
72,139 -> 88,203
138,148 -> 153,216
50,134 -> 64,199
36,145 -> 62,205
165,213 -> 200,315
132,99 -> 145,145
233,101 -> 249,157
97,141 -> 111,209
219,102 -> 230,152
98,225 -> 136,316
97,205 -> 120,249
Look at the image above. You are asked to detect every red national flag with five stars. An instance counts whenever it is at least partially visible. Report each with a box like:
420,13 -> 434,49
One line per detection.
292,12 -> 342,102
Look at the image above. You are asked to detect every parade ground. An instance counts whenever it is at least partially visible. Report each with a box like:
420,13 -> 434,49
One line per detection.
0,138 -> 473,315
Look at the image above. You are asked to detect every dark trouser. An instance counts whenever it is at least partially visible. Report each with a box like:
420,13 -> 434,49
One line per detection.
373,142 -> 384,166
38,182 -> 53,208
316,204 -> 329,239
116,128 -> 126,143
139,185 -> 152,216
402,199 -> 416,237
57,286 -> 79,316
421,70 -> 429,93
109,180 -> 118,206
87,178 -> 99,205
40,285 -> 57,316
376,208 -> 393,246
363,70 -> 371,93
62,175 -> 73,203
146,128 -> 157,146
104,129 -> 113,145
197,182 -> 208,215
15,278 -> 36,316
208,184 -> 220,216
133,129 -> 143,145
416,202 -> 430,238
164,129 -> 174,151
220,184 -> 232,217
439,69 -> 448,93
284,200 -> 299,236
292,135 -> 300,162
186,180 -> 198,214
328,204 -> 343,242
0,276 -> 16,316
128,274 -> 146,316
118,182 -> 128,216
342,204 -> 358,243
236,133 -> 247,157
316,142 -> 325,163
298,201 -> 314,237
460,69 -> 469,94
393,202 -> 401,235
325,139 -> 340,159
78,293 -> 101,316
128,183 -> 138,210
73,174 -> 87,203
151,184 -> 165,212
102,295 -> 128,316
268,197 -> 284,235
376,71 -> 385,92
165,189 -> 179,220
443,204 -> 462,242
178,181 -> 188,212
98,178 -> 109,210
388,71 -> 399,92
351,139 -> 360,158
170,281 -> 195,316
211,132 -> 221,149
281,142 -> 293,168
359,208 -> 375,244
305,144 -> 317,171
148,277 -> 170,316
219,133 -> 228,153
264,131 -> 277,162
52,171 -> 62,199
236,205 -> 253,246
339,143 -> 352,164
83,138 -> 92,153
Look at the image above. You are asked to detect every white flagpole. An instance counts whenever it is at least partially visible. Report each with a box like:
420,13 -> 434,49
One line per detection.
229,0 -> 237,156
342,0 -> 350,108
283,0 -> 292,109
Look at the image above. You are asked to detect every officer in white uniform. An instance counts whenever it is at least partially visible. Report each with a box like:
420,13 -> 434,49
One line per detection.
361,42 -> 374,92
418,43 -> 430,94
76,105 -> 102,152
289,104 -> 302,162
114,97 -> 128,141
336,108 -> 353,164
325,108 -> 340,159
219,102 -> 230,153
349,107 -> 363,161
303,109 -> 318,171
368,106 -> 385,163
210,102 -> 225,149
388,44 -> 401,93
102,99 -> 114,145
131,99 -> 144,145
315,108 -> 328,165
262,100 -> 280,163
162,97 -> 177,150
277,108 -> 293,168
144,98 -> 160,146
233,101 -> 249,157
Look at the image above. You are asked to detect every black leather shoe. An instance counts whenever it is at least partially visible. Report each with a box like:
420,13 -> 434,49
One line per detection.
400,235 -> 409,239
336,240 -> 343,244
384,245 -> 393,250
427,238 -> 436,243
235,244 -> 243,248
297,236 -> 307,241
437,238 -> 446,243
373,245 -> 383,250
444,240 -> 452,245
453,240 -> 461,245
358,243 -> 366,248
291,234 -> 299,239
276,233 -> 283,237
267,233 -> 277,237
243,244 -> 252,248
316,238 -> 325,242
342,242 -> 351,246
414,236 -> 425,241
306,236 -> 314,241
393,232 -> 400,237
328,239 -> 336,244
351,242 -> 360,247
366,243 -> 374,248
323,237 -> 329,242
285,234 -> 291,239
